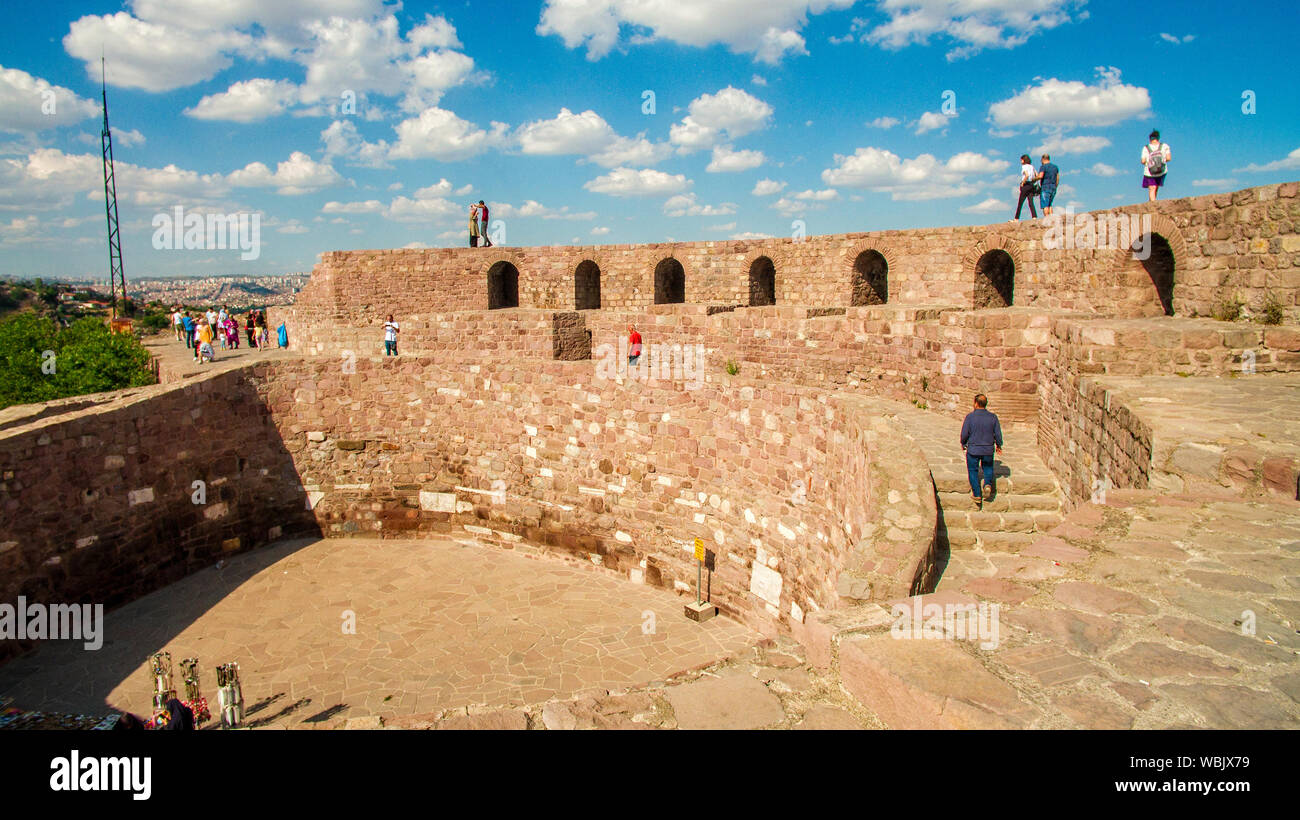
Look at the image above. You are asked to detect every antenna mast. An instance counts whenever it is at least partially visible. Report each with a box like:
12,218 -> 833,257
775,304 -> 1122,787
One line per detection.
100,57 -> 126,319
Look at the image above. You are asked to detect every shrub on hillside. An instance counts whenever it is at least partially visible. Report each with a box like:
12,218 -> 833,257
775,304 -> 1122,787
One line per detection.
0,314 -> 156,409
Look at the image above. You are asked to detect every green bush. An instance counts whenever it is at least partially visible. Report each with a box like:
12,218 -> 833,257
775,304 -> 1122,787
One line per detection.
0,314 -> 155,409
137,312 -> 171,332
725,359 -> 740,376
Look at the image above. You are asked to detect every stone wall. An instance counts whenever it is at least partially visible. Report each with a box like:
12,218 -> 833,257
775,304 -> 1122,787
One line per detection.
254,356 -> 937,634
286,183 -> 1300,326
0,369 -> 319,661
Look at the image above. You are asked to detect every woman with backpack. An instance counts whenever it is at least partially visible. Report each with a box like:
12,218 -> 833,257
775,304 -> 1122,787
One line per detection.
1013,154 -> 1039,220
1141,130 -> 1171,202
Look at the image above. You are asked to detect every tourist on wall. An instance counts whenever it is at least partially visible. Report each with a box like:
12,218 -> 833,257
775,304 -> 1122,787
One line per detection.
469,202 -> 480,247
960,393 -> 1003,510
245,312 -> 258,349
172,307 -> 183,341
1037,154 -> 1060,216
478,200 -> 493,247
257,310 -> 270,349
1141,130 -> 1171,202
195,319 -> 215,364
182,312 -> 195,349
277,320 -> 288,349
224,314 -> 239,349
1013,154 -> 1039,220
627,324 -> 642,367
383,314 -> 400,356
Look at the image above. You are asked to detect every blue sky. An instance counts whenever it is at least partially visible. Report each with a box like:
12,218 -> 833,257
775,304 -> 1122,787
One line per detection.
1,0 -> 1297,280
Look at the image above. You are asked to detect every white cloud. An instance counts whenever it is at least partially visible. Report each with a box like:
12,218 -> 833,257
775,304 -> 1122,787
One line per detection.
663,192 -> 736,217
989,67 -> 1151,129
752,179 -> 786,196
866,0 -> 1086,61
185,78 -> 299,123
1192,178 -> 1236,188
960,197 -> 1006,214
914,110 -> 954,135
584,167 -> 690,197
751,74 -> 767,86
707,145 -> 765,172
821,147 -> 1009,201
322,199 -> 384,214
867,116 -> 900,129
793,188 -> 838,201
1159,33 -> 1195,44
731,230 -> 773,240
515,107 -> 670,168
389,108 -> 507,161
670,86 -> 773,153
536,0 -> 854,63
1089,162 -> 1119,177
64,12 -> 250,92
226,151 -> 345,195
0,67 -> 101,133
1234,147 -> 1300,173
495,200 -> 597,220
707,221 -> 736,231
1033,135 -> 1112,156
591,226 -> 610,235
319,120 -> 391,168
276,219 -> 309,234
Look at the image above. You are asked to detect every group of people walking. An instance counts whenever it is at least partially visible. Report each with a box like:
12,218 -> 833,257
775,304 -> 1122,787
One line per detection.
1012,129 -> 1172,220
171,306 -> 279,364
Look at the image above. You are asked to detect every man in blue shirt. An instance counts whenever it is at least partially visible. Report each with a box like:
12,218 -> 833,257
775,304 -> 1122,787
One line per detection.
1037,154 -> 1060,217
960,393 -> 1003,509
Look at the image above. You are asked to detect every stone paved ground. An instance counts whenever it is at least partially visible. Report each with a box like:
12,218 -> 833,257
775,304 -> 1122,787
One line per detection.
891,491 -> 1300,728
142,332 -> 289,382
1099,373 -> 1300,497
0,536 -> 761,728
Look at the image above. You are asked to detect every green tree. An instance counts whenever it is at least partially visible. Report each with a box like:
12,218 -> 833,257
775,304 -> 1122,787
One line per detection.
0,315 -> 156,409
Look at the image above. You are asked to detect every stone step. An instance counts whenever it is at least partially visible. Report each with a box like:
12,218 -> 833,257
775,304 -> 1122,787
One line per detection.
941,509 -> 1062,534
936,491 -> 1061,512
933,474 -> 1058,496
939,527 -> 1039,551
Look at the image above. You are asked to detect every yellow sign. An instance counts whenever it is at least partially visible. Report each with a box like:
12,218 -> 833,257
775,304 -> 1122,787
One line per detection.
694,537 -> 705,562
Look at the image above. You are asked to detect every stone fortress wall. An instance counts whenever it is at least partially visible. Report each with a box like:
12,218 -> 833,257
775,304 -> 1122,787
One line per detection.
4,182 -> 1299,660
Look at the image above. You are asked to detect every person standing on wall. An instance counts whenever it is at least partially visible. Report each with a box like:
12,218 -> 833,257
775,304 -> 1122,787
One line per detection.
469,202 -> 480,248
172,307 -> 183,341
478,200 -> 493,247
960,393 -> 1003,510
383,314 -> 400,356
1141,129 -> 1171,202
1013,154 -> 1039,220
1037,154 -> 1060,217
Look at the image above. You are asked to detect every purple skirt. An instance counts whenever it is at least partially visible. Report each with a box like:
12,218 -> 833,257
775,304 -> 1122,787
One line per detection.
1143,175 -> 1164,188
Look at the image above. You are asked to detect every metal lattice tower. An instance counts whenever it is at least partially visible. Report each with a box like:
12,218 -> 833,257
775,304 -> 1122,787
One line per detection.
100,58 -> 126,318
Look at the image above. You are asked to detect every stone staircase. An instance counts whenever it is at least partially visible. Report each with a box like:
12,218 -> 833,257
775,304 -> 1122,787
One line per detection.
933,470 -> 1063,551
862,398 -> 1066,552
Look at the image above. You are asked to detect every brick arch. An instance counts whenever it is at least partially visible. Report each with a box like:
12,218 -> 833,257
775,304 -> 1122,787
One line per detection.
740,247 -> 783,305
844,240 -> 897,305
1103,211 -> 1186,316
961,232 -> 1026,275
570,251 -> 611,310
479,251 -> 525,309
648,250 -> 692,304
964,233 -> 1024,309
1101,212 -> 1188,271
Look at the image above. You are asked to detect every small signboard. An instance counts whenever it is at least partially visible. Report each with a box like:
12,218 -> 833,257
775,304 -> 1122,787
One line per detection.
693,537 -> 705,562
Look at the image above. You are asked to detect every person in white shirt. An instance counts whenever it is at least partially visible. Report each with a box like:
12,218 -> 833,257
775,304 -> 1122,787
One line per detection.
172,309 -> 183,341
1141,129 -> 1172,202
383,314 -> 400,356
1013,154 -> 1038,220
